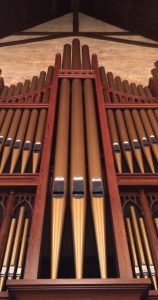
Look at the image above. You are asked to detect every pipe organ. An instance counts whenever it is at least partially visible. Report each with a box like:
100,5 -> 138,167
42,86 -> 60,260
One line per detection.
0,39 -> 157,300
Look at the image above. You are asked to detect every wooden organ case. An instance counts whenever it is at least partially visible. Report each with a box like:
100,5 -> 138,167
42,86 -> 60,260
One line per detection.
0,39 -> 157,300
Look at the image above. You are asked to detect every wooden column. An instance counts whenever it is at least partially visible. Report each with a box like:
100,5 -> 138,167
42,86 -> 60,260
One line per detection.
71,0 -> 79,34
92,54 -> 133,278
0,191 -> 15,267
139,189 -> 158,275
24,54 -> 61,279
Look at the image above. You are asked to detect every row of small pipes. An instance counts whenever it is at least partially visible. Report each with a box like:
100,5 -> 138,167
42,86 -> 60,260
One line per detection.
107,108 -> 158,173
0,108 -> 47,173
126,205 -> 158,290
0,66 -> 53,103
0,207 -> 30,290
100,67 -> 156,103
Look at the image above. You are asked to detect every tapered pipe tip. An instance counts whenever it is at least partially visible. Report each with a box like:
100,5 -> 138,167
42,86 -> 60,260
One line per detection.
71,197 -> 86,280
149,162 -> 155,174
33,153 -> 40,173
21,166 -> 25,174
125,152 -> 133,173
10,166 -> 15,174
51,197 -> 66,280
0,159 -> 6,173
21,151 -> 30,173
144,148 -> 155,173
91,197 -> 107,279
0,277 -> 5,291
115,153 -> 122,173
152,275 -> 158,290
135,150 -> 144,173
10,150 -> 20,174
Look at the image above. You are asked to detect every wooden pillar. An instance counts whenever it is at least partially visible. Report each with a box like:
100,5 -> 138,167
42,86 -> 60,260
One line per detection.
0,191 -> 15,267
71,0 -> 79,34
139,189 -> 158,275
24,54 -> 61,279
92,54 -> 133,278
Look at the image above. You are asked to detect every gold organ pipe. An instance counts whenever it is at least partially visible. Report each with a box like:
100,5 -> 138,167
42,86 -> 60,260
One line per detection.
71,39 -> 86,279
0,109 -> 22,173
33,109 -> 47,173
26,76 -> 38,103
0,85 -> 15,152
21,80 -> 30,103
131,110 -> 155,173
99,67 -> 109,103
130,83 -> 139,99
34,71 -> 46,103
139,109 -> 158,162
144,86 -> 153,97
123,80 -> 134,103
0,109 -> 14,154
107,72 -> 119,103
0,82 -> 23,156
62,44 -> 71,69
107,109 -> 122,173
115,76 -> 126,103
10,80 -> 30,173
0,219 -> 16,291
7,85 -> 15,97
43,66 -> 54,103
151,69 -> 158,81
10,109 -> 30,173
0,86 -> 9,97
115,110 -> 133,173
138,85 -> 158,161
21,109 -> 39,173
123,109 -> 144,173
0,110 -> 7,130
130,206 -> 148,278
139,218 -> 158,290
72,39 -> 81,69
71,78 -> 86,279
82,45 -> 91,69
126,218 -> 141,278
8,207 -> 25,279
16,218 -> 30,279
83,44 -> 107,278
51,43 -> 71,279
146,110 -> 158,141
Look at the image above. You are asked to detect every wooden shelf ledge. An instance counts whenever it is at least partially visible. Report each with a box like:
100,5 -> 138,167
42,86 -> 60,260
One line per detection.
117,174 -> 158,186
0,291 -> 8,298
0,104 -> 49,108
0,174 -> 39,186
105,104 -> 158,109
7,278 -> 151,300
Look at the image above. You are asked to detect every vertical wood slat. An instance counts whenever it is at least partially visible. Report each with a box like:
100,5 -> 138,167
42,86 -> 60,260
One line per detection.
71,0 -> 79,33
24,54 -> 61,279
17,0 -> 26,28
0,192 -> 15,268
92,54 -> 133,278
139,189 -> 158,276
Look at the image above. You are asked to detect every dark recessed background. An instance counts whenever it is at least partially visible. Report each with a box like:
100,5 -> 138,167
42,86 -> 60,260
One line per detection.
0,0 -> 158,40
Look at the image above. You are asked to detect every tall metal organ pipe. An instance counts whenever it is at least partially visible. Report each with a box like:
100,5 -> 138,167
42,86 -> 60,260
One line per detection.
51,44 -> 71,279
82,44 -> 107,278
